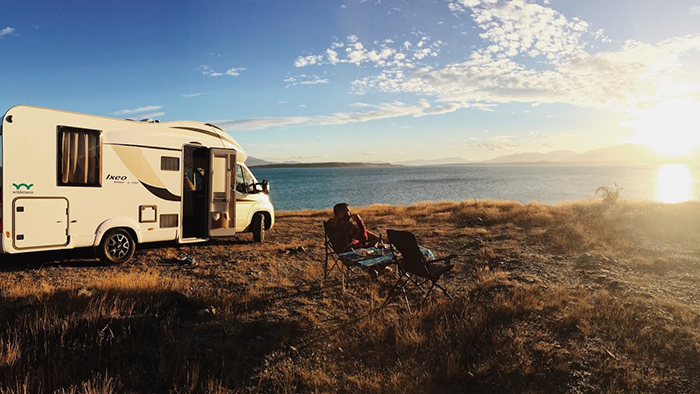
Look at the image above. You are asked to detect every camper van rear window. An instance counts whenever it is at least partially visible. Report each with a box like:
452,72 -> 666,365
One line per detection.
56,126 -> 101,187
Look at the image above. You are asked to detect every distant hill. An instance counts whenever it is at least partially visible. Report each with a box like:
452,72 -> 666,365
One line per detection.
245,156 -> 276,167
567,144 -> 658,164
458,144 -> 667,166
486,150 -> 578,164
247,144 -> 689,168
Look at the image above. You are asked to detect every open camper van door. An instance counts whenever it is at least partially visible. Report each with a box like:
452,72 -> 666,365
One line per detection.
208,148 -> 236,237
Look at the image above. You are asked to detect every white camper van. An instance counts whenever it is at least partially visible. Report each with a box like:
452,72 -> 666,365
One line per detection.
0,105 -> 274,264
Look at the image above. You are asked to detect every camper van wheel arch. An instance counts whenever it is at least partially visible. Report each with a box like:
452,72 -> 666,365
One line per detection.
252,213 -> 266,243
98,228 -> 136,265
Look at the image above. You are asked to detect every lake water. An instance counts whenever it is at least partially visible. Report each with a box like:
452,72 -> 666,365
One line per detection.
250,164 -> 700,211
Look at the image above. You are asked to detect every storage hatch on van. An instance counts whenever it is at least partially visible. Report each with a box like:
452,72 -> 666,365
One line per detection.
13,198 -> 69,249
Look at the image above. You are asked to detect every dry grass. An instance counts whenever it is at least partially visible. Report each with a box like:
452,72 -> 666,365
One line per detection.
0,199 -> 699,393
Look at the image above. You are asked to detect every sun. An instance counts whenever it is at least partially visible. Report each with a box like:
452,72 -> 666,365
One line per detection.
629,99 -> 700,158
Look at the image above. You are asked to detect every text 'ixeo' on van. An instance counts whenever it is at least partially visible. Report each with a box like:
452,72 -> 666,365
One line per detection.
0,105 -> 274,264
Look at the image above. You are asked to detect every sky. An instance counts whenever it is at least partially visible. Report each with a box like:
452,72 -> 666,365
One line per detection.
1,0 -> 700,163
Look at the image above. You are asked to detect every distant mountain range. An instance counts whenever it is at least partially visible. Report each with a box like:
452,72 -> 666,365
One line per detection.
486,144 -> 661,165
246,144 -> 698,168
245,157 -> 277,167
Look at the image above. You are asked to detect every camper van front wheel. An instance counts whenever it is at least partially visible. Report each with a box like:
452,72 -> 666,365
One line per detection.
252,213 -> 265,243
98,228 -> 136,264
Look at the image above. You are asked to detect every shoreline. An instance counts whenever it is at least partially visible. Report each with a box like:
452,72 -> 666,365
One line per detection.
273,198 -> 700,214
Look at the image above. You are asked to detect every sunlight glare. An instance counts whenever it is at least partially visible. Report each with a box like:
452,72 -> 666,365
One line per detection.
630,99 -> 700,157
655,164 -> 693,203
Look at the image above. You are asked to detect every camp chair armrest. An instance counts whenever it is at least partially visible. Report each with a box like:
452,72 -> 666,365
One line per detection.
426,254 -> 457,264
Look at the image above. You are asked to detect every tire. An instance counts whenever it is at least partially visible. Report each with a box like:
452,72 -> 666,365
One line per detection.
252,213 -> 266,243
98,228 -> 136,264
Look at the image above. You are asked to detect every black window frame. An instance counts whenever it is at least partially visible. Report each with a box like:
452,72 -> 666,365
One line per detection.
161,156 -> 180,171
56,125 -> 102,187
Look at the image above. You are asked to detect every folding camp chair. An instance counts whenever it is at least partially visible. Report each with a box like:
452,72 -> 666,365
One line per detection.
323,220 -> 386,290
323,220 -> 351,281
383,229 -> 456,312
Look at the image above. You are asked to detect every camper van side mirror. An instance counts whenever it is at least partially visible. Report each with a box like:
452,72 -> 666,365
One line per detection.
262,180 -> 270,194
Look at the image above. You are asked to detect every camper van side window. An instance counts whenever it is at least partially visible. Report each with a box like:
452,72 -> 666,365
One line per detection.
57,126 -> 101,187
161,156 -> 180,171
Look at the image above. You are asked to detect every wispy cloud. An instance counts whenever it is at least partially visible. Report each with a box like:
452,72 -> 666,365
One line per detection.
350,0 -> 700,114
200,65 -> 246,77
0,27 -> 16,37
294,33 -> 442,69
475,142 -> 517,151
137,112 -> 165,119
180,92 -> 203,98
216,99 -> 463,131
692,5 -> 700,14
284,74 -> 329,87
470,134 -> 518,151
113,105 -> 163,116
267,154 -> 325,162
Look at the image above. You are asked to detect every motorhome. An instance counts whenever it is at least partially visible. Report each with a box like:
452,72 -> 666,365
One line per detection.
0,105 -> 274,264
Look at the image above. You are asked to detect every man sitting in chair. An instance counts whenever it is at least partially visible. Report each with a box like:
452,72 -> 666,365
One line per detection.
327,203 -> 380,248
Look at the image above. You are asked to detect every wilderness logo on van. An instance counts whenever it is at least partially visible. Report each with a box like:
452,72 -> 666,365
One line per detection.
12,183 -> 34,194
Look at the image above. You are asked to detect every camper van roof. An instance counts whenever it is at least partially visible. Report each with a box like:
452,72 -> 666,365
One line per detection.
5,105 -> 248,163
161,121 -> 246,162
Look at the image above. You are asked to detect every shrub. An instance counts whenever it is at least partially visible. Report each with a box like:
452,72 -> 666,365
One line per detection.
595,184 -> 622,205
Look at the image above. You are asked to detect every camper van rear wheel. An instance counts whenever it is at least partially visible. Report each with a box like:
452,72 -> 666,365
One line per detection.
99,228 -> 136,264
252,213 -> 266,243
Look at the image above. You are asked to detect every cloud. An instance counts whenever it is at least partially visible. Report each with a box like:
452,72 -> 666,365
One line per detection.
113,105 -> 163,115
449,0 -> 590,62
692,5 -> 700,14
470,134 -> 518,151
0,27 -> 15,37
267,154 -> 325,162
350,0 -> 700,113
224,67 -> 246,76
137,112 -> 165,119
284,74 -> 330,87
293,34 -> 443,69
216,99 -> 463,131
294,55 -> 323,67
200,65 -> 246,77
180,92 -> 203,98
475,142 -> 516,151
592,28 -> 612,43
